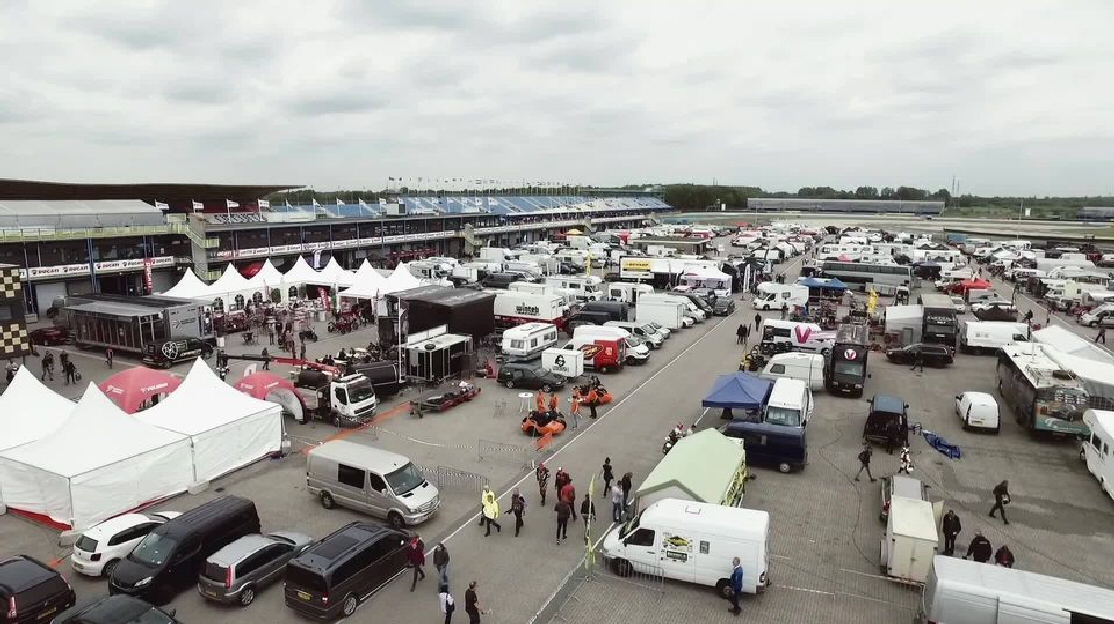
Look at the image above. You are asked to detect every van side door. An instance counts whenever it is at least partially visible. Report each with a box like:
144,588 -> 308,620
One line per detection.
335,463 -> 368,510
658,532 -> 697,581
170,536 -> 202,589
623,527 -> 658,574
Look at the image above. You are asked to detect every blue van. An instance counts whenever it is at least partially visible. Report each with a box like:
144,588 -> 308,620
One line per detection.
720,421 -> 808,474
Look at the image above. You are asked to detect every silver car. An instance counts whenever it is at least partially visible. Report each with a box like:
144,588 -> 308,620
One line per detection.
198,532 -> 313,606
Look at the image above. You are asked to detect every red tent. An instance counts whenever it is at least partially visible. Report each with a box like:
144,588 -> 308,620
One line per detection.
954,278 -> 992,294
233,372 -> 298,399
99,367 -> 182,414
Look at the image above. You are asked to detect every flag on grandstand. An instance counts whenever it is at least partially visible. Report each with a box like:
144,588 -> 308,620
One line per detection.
379,197 -> 387,206
311,197 -> 320,208
257,199 -> 270,208
191,200 -> 204,212
336,198 -> 346,205
154,201 -> 169,211
358,198 -> 368,208
226,199 -> 239,209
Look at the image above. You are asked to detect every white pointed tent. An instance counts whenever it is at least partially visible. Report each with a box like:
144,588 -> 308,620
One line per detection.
207,263 -> 264,309
317,257 -> 356,287
0,384 -> 194,529
0,367 -> 76,451
339,263 -> 390,300
135,360 -> 282,484
379,262 -> 421,294
161,267 -> 211,299
248,258 -> 285,289
282,256 -> 321,285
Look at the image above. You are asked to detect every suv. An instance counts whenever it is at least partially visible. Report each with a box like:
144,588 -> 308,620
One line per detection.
71,511 -> 182,577
885,343 -> 953,367
142,337 -> 214,368
198,532 -> 313,607
497,363 -> 566,391
53,595 -> 179,624
284,523 -> 409,619
0,555 -> 76,623
863,395 -> 909,446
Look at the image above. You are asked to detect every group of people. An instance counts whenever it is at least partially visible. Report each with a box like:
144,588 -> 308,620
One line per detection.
37,350 -> 80,385
401,536 -> 484,624
520,460 -> 635,545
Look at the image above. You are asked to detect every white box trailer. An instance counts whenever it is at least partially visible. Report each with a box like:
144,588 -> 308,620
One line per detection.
541,347 -> 584,378
500,322 -> 558,360
920,555 -> 1114,623
605,282 -> 655,305
636,297 -> 687,330
493,292 -> 569,328
879,496 -> 939,584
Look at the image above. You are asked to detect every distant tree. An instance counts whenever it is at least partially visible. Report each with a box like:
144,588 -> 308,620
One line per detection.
855,186 -> 879,199
880,187 -> 895,199
931,188 -> 952,206
797,187 -> 815,198
895,187 -> 928,201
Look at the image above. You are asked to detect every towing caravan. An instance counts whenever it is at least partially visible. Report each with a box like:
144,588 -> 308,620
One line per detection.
500,322 -> 559,361
1082,410 -> 1114,500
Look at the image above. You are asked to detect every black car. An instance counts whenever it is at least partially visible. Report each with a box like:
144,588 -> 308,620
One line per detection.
712,298 -> 736,316
497,363 -> 566,391
972,304 -> 1019,322
29,326 -> 71,346
885,343 -> 953,366
864,395 -> 909,446
480,273 -> 522,289
0,555 -> 76,624
557,262 -> 581,275
53,595 -> 178,624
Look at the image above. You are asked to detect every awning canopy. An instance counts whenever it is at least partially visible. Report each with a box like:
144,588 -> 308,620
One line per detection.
701,373 -> 772,410
99,366 -> 182,414
0,367 -> 75,451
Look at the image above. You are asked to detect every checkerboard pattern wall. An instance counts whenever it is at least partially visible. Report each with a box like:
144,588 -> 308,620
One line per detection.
0,265 -> 29,357
0,268 -> 23,299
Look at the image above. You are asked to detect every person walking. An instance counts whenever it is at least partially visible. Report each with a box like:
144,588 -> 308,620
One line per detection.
555,498 -> 572,545
619,471 -> 633,510
941,510 -> 962,556
267,325 -> 275,346
989,480 -> 1011,524
586,386 -> 599,419
601,458 -> 613,497
39,354 -> 50,382
910,349 -> 924,373
610,482 -> 624,523
407,535 -> 426,591
479,487 -> 501,536
553,467 -> 569,506
568,394 -> 580,429
854,444 -> 877,482
105,346 -> 113,368
432,542 -> 450,587
261,347 -> 270,369
5,358 -> 16,385
300,341 -> 308,360
728,556 -> 743,615
742,324 -> 750,346
580,494 -> 596,538
548,393 -> 559,414
63,358 -> 78,385
560,476 -> 577,521
994,544 -> 1015,568
964,531 -> 993,563
779,306 -> 787,320
439,584 -> 455,624
536,462 -> 550,506
465,581 -> 482,624
506,489 -> 526,537
1097,326 -> 1107,344
736,323 -> 746,345
898,446 -> 913,474
754,313 -> 762,332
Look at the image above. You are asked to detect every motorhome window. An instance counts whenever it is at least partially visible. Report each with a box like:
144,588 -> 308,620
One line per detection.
699,540 -> 710,555
626,528 -> 655,547
368,473 -> 387,493
770,364 -> 785,374
530,339 -> 538,348
510,339 -> 525,349
338,464 -> 365,489
386,462 -> 425,495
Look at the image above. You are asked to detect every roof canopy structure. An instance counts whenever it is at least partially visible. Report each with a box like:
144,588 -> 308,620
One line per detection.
0,367 -> 75,451
161,268 -> 211,299
635,429 -> 746,506
317,257 -> 356,287
281,256 -> 321,285
248,258 -> 285,289
701,373 -> 772,410
98,366 -> 182,414
208,263 -> 262,299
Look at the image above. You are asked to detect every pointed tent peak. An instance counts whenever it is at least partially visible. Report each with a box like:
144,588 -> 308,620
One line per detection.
283,256 -> 322,283
76,381 -> 127,415
162,267 -> 211,299
324,257 -> 343,270
0,367 -> 75,450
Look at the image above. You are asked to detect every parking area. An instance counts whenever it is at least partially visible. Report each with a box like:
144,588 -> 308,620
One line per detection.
4,238 -> 1114,624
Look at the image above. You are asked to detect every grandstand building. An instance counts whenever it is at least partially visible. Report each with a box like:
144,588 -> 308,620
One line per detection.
0,179 -> 666,316
747,197 -> 944,214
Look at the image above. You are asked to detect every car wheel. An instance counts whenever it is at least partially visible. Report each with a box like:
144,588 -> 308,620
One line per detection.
542,384 -> 553,392
239,585 -> 255,607
320,491 -> 336,509
387,511 -> 405,530
503,380 -> 514,389
778,463 -> 791,474
102,559 -> 118,577
332,414 -> 342,428
341,593 -> 358,617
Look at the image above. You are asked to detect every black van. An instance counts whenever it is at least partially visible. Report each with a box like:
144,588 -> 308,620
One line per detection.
0,555 -> 76,624
284,522 -> 409,619
109,496 -> 260,604
721,421 -> 808,473
142,337 -> 214,369
579,301 -> 629,322
565,309 -> 613,332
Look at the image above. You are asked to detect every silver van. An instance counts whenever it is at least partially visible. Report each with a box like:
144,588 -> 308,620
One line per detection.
307,440 -> 440,529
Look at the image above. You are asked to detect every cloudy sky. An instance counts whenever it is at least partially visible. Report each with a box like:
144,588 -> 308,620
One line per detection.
2,1 -> 1111,196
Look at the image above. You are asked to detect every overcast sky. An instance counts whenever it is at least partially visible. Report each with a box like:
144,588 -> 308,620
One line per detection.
2,1 -> 1111,196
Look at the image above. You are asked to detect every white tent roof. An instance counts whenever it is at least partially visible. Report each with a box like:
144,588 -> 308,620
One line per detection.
379,262 -> 421,294
134,360 -> 283,482
317,257 -> 357,287
1033,325 -> 1114,365
161,268 -> 211,299
207,263 -> 256,298
0,384 -> 188,478
282,256 -> 321,284
340,263 -> 391,300
248,258 -> 285,288
0,367 -> 75,451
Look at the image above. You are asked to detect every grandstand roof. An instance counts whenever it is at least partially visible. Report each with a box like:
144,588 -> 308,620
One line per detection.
0,178 -> 301,202
0,200 -> 166,228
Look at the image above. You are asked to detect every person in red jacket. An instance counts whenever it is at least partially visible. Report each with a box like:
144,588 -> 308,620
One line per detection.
408,535 -> 426,591
560,477 -> 577,521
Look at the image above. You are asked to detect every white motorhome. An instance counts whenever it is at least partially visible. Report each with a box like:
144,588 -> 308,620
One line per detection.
759,320 -> 835,353
1083,409 -> 1114,500
919,555 -> 1114,623
546,275 -> 603,300
763,378 -> 813,427
600,500 -> 770,596
493,292 -> 569,329
753,285 -> 809,311
758,352 -> 825,391
500,322 -> 559,360
958,320 -> 1030,354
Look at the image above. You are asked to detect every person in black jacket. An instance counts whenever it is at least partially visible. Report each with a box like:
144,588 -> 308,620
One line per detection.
989,480 -> 1010,524
994,545 -> 1015,568
941,510 -> 962,556
964,532 -> 992,563
580,494 -> 596,538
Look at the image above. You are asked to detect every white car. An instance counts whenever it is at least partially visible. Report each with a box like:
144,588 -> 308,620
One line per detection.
970,300 -> 1013,313
955,391 -> 1001,433
949,296 -> 967,314
70,511 -> 181,577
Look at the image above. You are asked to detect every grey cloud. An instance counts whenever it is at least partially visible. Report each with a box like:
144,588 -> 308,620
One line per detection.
285,91 -> 391,116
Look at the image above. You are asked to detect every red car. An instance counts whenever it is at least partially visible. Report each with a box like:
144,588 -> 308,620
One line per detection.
30,326 -> 70,346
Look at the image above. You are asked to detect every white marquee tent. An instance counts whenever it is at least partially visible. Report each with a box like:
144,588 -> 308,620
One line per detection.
0,367 -> 75,452
339,264 -> 390,300
248,258 -> 285,289
161,267 -> 211,300
207,263 -> 263,299
317,257 -> 356,287
381,262 -> 421,294
135,360 -> 283,483
281,256 -> 321,285
0,384 -> 194,530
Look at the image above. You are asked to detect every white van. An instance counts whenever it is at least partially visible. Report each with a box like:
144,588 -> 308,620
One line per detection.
605,321 -> 664,349
954,391 -> 1001,433
958,320 -> 1029,354
1083,409 -> 1114,500
764,378 -> 813,427
306,440 -> 440,528
546,275 -> 603,300
500,322 -> 559,360
573,325 -> 650,364
760,320 -> 835,353
641,293 -> 705,323
759,353 -> 825,391
600,499 -> 770,596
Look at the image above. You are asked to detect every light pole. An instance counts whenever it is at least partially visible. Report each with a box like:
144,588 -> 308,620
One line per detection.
397,301 -> 408,385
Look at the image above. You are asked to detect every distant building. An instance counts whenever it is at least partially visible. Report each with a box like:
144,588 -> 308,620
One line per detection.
1079,206 -> 1114,221
746,198 -> 944,215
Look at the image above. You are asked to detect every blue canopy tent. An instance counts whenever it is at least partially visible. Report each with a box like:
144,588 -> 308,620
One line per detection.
798,277 -> 848,291
702,373 -> 772,420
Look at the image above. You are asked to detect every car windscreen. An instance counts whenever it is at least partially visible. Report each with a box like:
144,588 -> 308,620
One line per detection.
833,361 -> 865,379
129,532 -> 178,566
385,463 -> 426,495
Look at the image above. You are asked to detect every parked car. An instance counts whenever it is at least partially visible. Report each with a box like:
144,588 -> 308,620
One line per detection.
0,555 -> 76,624
863,394 -> 909,446
972,303 -> 1019,322
712,298 -> 736,316
198,532 -> 314,607
949,296 -> 966,314
71,512 -> 183,577
557,262 -> 581,275
496,362 -> 566,391
885,343 -> 954,367
970,300 -> 1014,313
955,391 -> 1001,433
29,326 -> 70,346
53,595 -> 179,624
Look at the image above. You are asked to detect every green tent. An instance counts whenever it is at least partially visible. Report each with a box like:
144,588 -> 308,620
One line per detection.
634,429 -> 747,510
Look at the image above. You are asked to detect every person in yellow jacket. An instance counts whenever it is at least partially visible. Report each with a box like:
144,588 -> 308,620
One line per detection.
478,486 -> 502,537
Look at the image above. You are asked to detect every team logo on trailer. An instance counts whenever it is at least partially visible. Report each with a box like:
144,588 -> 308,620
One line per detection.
794,326 -> 813,343
843,348 -> 858,360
